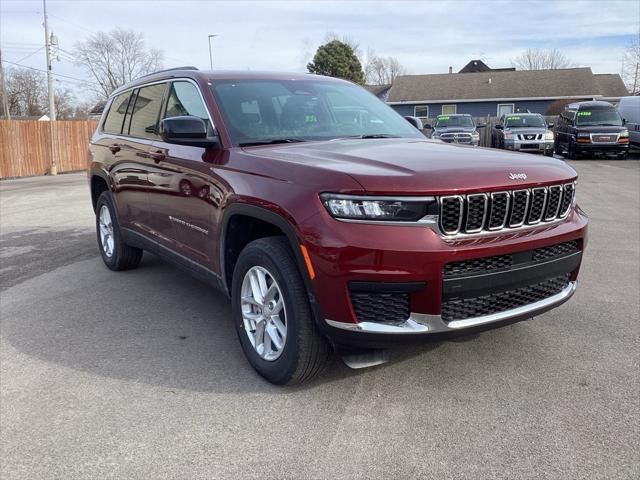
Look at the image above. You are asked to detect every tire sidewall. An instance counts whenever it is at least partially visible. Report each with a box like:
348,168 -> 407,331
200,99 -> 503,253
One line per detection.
95,191 -> 122,269
231,241 -> 305,384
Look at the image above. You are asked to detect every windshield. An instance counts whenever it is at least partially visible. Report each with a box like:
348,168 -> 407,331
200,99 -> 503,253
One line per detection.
435,115 -> 474,128
575,109 -> 623,126
504,115 -> 546,128
210,79 -> 424,146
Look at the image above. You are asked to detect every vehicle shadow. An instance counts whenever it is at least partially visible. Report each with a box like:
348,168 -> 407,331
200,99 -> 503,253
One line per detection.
1,228 -> 484,394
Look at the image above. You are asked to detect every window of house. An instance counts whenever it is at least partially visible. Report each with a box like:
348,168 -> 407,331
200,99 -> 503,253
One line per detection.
442,104 -> 457,115
414,105 -> 429,120
103,92 -> 132,134
497,104 -> 515,117
128,83 -> 166,139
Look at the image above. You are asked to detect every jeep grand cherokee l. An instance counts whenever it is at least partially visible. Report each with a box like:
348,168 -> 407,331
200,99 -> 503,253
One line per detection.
88,68 -> 588,385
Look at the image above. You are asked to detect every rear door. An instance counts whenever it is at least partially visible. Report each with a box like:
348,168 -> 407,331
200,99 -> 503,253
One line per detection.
150,80 -> 225,269
118,82 -> 168,238
96,90 -> 153,233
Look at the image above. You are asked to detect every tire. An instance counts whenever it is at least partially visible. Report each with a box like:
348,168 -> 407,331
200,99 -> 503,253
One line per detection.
544,149 -> 553,157
95,191 -> 143,271
567,142 -> 579,160
554,140 -> 562,155
232,237 -> 330,385
618,152 -> 628,160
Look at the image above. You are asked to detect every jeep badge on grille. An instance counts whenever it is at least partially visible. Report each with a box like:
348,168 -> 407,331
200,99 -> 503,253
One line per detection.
509,173 -> 527,180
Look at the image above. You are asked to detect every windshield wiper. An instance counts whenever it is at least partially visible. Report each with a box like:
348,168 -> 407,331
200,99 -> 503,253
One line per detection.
340,134 -> 402,140
239,138 -> 306,147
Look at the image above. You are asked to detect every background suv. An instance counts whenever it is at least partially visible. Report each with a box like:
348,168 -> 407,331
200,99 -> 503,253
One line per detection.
492,113 -> 554,156
554,101 -> 629,159
424,114 -> 483,146
89,68 -> 588,385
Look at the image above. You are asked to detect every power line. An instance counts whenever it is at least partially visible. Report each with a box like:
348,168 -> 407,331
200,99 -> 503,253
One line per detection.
48,13 -> 94,34
14,46 -> 45,64
0,59 -> 100,86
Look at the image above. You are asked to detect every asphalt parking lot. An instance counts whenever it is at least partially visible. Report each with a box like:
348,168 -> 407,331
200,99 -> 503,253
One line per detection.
1,158 -> 639,479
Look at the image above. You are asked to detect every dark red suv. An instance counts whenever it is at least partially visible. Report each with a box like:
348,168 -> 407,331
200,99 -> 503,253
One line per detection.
88,68 -> 588,384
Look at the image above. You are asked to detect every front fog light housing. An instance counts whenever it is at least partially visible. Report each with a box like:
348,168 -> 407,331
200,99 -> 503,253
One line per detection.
320,193 -> 436,222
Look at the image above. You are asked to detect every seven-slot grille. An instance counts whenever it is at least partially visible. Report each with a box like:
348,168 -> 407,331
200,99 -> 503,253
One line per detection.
438,183 -> 575,236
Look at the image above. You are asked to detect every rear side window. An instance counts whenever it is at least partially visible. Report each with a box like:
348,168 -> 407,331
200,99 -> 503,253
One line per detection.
103,92 -> 131,134
128,83 -> 166,139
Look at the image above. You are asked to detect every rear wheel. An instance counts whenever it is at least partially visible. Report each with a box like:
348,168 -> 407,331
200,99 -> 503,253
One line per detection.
232,237 -> 330,385
618,151 -> 628,160
95,191 -> 143,271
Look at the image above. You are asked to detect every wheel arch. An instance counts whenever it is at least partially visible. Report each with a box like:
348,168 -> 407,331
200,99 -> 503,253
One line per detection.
220,203 -> 324,323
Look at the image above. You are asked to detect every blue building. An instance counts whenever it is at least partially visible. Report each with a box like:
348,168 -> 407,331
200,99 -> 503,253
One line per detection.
384,60 -> 629,124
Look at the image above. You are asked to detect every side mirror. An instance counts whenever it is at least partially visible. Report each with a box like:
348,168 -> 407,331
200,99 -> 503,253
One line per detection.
160,116 -> 218,148
622,118 -> 626,125
423,123 -> 433,130
547,122 -> 555,128
404,116 -> 424,130
495,124 -> 503,130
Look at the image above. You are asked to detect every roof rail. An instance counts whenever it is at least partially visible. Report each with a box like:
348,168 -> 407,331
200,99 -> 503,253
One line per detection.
137,66 -> 199,79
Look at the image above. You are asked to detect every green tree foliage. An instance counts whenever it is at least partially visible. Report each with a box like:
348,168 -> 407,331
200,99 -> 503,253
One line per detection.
307,40 -> 365,84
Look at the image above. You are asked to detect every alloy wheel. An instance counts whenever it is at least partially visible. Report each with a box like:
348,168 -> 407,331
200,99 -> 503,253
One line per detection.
98,205 -> 115,257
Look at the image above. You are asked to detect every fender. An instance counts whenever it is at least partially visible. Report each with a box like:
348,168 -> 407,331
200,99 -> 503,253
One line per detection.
220,202 -> 325,325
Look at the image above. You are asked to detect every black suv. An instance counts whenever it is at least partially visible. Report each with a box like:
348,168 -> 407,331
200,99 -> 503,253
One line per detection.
554,101 -> 630,159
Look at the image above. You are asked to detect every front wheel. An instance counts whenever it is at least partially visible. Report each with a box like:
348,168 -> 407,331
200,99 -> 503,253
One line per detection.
232,237 -> 330,385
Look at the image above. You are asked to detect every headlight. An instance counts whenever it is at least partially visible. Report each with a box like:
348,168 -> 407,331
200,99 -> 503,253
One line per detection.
620,129 -> 629,138
577,132 -> 590,138
471,131 -> 480,140
544,130 -> 554,140
503,131 -> 513,139
320,193 -> 436,222
432,133 -> 440,139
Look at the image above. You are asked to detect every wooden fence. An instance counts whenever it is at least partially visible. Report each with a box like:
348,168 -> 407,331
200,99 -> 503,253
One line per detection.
0,120 -> 98,179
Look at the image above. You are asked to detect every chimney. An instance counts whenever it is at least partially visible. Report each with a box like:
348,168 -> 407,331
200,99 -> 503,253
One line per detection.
448,66 -> 453,74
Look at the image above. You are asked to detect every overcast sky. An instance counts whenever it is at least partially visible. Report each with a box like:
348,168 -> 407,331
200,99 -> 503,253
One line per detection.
1,0 -> 638,102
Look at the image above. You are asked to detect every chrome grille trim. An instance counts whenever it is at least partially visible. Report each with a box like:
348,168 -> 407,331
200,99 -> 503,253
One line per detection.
434,183 -> 574,237
487,192 -> 510,231
439,196 -> 464,235
544,185 -> 562,221
465,193 -> 488,233
527,187 -> 548,225
509,189 -> 530,227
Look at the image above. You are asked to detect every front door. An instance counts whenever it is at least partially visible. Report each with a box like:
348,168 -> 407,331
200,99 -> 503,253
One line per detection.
151,80 -> 226,270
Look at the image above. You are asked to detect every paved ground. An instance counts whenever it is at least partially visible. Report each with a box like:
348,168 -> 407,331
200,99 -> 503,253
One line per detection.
1,159 -> 638,479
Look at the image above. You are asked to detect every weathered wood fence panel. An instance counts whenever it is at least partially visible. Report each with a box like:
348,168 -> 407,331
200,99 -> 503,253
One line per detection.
0,120 -> 98,179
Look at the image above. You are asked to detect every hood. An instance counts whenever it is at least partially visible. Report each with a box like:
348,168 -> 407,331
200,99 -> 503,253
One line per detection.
243,138 -> 577,195
505,126 -> 548,134
434,126 -> 476,134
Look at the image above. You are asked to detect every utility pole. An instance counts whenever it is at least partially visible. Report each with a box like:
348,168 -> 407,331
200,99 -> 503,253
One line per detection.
43,0 -> 57,175
208,34 -> 217,69
0,48 -> 11,119
633,63 -> 639,96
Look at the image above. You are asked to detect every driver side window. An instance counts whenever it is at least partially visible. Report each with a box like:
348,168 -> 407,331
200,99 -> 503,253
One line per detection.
164,81 -> 212,131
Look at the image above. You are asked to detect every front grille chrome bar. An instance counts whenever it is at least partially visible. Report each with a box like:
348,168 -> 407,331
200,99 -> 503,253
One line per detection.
436,183 -> 575,237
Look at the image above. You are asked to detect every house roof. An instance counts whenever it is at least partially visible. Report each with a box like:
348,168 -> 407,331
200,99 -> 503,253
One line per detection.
593,74 -> 629,98
458,59 -> 515,73
387,68 -> 628,104
364,84 -> 392,97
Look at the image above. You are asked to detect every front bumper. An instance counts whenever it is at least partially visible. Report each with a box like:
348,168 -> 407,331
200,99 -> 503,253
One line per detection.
575,142 -> 629,155
504,139 -> 554,153
304,204 -> 588,348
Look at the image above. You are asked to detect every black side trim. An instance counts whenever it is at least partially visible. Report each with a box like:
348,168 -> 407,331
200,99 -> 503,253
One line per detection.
220,203 -> 325,324
121,228 -> 226,293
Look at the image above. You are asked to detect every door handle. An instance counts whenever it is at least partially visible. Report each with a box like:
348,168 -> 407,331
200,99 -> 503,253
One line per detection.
109,145 -> 121,154
149,151 -> 165,163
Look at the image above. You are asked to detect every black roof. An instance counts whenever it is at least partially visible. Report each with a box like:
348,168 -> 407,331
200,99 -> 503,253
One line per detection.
566,100 -> 615,110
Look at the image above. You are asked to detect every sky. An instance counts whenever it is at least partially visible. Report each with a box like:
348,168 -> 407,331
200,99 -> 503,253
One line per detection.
1,0 -> 638,103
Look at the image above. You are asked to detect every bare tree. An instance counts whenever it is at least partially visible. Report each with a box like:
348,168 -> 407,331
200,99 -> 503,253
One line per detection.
621,31 -> 640,94
5,68 -> 47,117
74,27 -> 163,99
364,49 -> 406,85
511,48 -> 573,70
